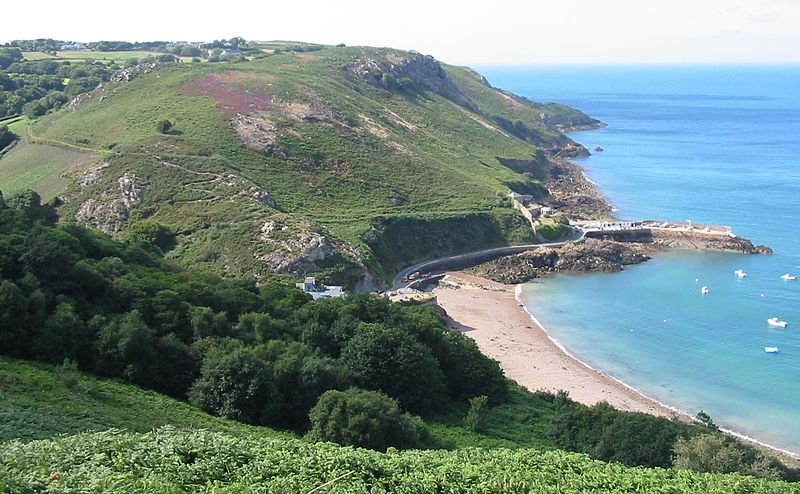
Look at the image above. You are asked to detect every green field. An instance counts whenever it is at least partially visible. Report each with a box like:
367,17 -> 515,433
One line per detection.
23,50 -> 168,62
0,141 -> 95,200
0,358 -> 292,443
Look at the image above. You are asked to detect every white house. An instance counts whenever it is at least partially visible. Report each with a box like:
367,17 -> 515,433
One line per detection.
295,277 -> 346,300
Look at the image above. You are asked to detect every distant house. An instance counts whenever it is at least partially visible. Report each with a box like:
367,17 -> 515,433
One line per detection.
508,191 -> 534,205
60,43 -> 85,51
540,206 -> 554,217
207,48 -> 242,57
295,276 -> 346,300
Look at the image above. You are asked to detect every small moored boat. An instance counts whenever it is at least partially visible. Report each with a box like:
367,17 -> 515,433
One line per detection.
701,286 -> 709,295
734,269 -> 747,278
767,317 -> 788,328
781,273 -> 797,281
765,346 -> 779,354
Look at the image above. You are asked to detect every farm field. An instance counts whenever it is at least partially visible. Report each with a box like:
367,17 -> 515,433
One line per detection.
22,50 -> 167,62
0,140 -> 95,199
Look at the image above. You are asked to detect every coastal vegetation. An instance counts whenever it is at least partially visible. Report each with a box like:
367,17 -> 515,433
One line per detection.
1,38 -> 798,491
3,427 -> 796,493
1,190 -> 797,488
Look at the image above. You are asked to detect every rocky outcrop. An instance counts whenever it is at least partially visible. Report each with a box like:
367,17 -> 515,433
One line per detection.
254,219 -> 386,291
541,158 -> 613,220
468,238 -> 651,284
75,173 -> 144,233
348,53 -> 478,112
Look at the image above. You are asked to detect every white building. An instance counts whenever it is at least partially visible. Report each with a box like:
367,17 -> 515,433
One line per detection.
296,277 -> 346,300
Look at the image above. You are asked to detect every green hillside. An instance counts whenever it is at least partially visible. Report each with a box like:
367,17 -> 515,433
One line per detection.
0,357 -> 291,443
0,45 -> 599,285
2,428 -> 796,493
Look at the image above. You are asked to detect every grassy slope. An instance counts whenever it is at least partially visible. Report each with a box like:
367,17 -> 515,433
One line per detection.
2,359 -> 795,492
2,428 -> 795,493
0,357 -> 292,443
0,141 -> 95,199
0,356 -> 552,449
0,47 -> 600,278
3,46 -> 592,279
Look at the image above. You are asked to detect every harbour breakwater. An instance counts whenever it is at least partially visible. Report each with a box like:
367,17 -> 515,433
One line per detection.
583,226 -> 772,255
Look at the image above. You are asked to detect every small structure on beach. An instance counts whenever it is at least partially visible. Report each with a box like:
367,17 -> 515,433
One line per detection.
296,276 -> 346,300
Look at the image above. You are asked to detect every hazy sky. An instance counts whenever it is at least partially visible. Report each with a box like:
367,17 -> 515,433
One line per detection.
3,0 -> 799,65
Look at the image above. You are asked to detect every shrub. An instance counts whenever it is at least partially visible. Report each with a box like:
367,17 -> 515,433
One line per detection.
464,395 -> 488,432
673,433 -> 744,474
156,119 -> 173,134
189,345 -> 281,424
307,388 -> 430,451
340,323 -> 446,414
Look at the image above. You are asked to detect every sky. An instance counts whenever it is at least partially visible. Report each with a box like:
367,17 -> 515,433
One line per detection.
3,0 -> 800,65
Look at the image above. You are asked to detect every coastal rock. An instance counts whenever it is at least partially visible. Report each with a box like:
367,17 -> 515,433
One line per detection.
594,146 -> 604,152
585,229 -> 772,255
468,239 -> 650,284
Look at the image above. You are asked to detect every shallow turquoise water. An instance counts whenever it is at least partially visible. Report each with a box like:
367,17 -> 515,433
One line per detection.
480,65 -> 800,453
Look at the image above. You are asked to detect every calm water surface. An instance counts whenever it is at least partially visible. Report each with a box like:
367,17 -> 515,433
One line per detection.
480,65 -> 800,453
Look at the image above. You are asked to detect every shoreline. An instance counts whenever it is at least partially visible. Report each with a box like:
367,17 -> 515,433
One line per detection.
434,271 -> 800,460
434,272 -> 679,418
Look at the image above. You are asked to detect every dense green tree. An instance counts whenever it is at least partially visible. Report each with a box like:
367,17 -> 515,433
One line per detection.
34,302 -> 92,366
0,124 -> 15,151
341,323 -> 447,414
123,220 -> 176,251
549,401 -> 689,468
307,388 -> 430,451
189,345 -> 280,424
235,312 -> 285,343
267,341 -> 350,429
0,48 -> 23,70
190,306 -> 231,339
673,434 -> 744,474
394,306 -> 508,403
0,280 -> 29,356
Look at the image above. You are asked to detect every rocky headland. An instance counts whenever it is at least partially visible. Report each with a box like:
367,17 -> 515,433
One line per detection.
468,238 -> 653,284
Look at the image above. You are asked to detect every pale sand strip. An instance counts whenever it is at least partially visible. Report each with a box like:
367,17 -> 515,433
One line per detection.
434,271 -> 681,418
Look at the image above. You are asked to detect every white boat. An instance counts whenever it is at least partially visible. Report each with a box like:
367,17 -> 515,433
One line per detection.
767,317 -> 788,328
734,269 -> 747,278
781,273 -> 797,281
701,286 -> 709,295
765,346 -> 779,353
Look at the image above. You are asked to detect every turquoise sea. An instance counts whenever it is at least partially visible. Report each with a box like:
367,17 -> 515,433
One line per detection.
480,65 -> 800,454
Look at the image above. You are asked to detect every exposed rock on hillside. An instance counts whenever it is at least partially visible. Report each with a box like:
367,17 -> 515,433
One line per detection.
254,219 -> 384,290
469,238 -> 651,284
540,158 -> 613,220
75,173 -> 145,233
348,53 -> 478,111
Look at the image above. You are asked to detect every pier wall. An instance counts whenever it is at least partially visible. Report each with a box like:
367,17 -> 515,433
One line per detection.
584,228 -> 768,254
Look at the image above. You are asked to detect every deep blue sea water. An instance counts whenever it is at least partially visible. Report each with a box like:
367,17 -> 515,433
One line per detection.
479,65 -> 800,453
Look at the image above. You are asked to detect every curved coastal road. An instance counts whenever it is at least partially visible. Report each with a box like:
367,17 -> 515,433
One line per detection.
391,233 -> 584,290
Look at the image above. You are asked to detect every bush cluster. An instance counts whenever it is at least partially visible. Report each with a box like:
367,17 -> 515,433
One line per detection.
0,189 -> 508,448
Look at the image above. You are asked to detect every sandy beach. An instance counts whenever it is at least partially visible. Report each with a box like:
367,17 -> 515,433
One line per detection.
434,271 -> 681,418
